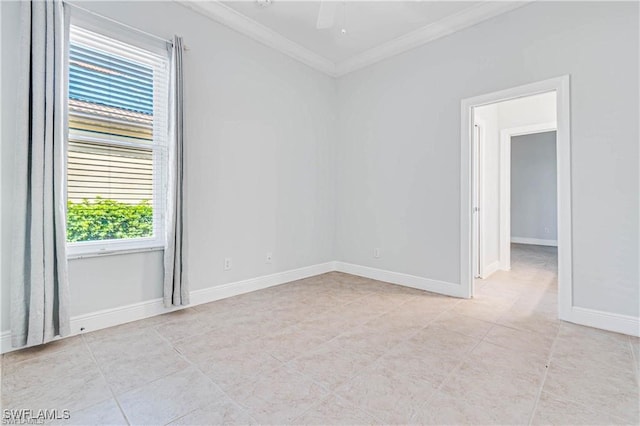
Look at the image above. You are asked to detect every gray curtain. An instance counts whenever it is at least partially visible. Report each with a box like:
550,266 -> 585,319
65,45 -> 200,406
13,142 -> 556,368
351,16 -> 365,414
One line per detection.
11,0 -> 71,347
163,36 -> 188,307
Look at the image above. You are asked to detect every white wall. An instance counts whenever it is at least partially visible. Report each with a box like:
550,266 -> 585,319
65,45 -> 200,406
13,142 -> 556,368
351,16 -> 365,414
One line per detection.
474,92 -> 556,272
511,131 -> 558,243
336,1 -> 639,317
0,0 -> 337,332
2,1 -> 638,337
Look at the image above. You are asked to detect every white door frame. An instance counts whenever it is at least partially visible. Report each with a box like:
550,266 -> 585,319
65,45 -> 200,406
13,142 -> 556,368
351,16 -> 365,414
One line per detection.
460,75 -> 572,321
472,120 -> 486,279
499,122 -> 557,271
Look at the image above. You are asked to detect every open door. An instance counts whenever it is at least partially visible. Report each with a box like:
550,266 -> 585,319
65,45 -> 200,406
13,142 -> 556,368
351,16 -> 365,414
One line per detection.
472,123 -> 481,279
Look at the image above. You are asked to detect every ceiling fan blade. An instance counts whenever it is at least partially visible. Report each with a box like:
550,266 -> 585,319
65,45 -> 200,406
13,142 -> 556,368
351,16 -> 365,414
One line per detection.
316,1 -> 337,29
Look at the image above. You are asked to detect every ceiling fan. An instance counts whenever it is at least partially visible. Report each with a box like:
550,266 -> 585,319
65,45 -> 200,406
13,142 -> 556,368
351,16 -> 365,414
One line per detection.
316,1 -> 347,34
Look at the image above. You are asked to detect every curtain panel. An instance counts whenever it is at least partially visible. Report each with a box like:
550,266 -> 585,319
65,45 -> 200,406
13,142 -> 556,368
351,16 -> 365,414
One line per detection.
163,36 -> 188,307
11,0 -> 71,347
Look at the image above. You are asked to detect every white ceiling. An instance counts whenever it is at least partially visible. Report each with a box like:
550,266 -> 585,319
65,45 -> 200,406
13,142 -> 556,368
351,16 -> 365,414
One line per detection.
222,1 -> 481,63
180,1 -> 528,76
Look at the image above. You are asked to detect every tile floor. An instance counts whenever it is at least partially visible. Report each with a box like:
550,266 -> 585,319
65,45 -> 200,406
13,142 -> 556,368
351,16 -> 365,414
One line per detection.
2,245 -> 638,425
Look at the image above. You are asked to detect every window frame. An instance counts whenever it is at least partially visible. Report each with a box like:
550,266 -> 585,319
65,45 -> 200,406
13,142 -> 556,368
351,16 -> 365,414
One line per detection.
65,16 -> 171,258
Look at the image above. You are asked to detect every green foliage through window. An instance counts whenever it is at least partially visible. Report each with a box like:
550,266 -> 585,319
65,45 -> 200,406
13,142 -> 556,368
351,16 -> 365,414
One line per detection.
67,197 -> 153,242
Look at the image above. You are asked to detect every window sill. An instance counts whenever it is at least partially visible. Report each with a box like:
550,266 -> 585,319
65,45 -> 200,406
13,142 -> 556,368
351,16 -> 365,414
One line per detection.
67,245 -> 164,260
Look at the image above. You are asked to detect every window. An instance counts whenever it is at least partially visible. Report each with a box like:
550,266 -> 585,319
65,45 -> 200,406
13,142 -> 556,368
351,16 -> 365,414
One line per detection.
66,24 -> 170,256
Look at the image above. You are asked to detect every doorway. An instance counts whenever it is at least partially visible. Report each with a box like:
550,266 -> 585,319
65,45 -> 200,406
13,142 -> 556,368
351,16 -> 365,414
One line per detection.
460,76 -> 572,321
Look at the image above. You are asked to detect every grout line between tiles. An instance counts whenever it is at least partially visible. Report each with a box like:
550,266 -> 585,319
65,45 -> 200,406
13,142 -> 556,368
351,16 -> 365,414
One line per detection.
540,389 -> 634,425
526,322 -> 562,426
152,327 -> 260,425
629,336 -> 639,383
80,334 -> 131,426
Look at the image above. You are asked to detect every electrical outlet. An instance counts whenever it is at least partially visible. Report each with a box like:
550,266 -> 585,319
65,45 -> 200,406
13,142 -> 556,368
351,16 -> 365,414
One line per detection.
266,252 -> 273,264
223,257 -> 232,271
544,227 -> 550,234
373,248 -> 381,258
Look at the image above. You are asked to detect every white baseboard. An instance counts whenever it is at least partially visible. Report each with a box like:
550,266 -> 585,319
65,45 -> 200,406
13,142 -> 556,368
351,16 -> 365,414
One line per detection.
1,262 -> 335,354
568,306 -> 640,337
4,261 -> 637,353
334,261 -> 465,298
481,261 -> 500,279
189,262 -> 336,305
511,237 -> 558,247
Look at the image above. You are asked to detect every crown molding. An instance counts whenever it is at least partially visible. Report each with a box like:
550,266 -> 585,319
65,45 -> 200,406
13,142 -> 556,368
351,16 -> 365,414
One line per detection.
335,1 -> 531,76
175,0 -> 337,76
175,1 -> 531,78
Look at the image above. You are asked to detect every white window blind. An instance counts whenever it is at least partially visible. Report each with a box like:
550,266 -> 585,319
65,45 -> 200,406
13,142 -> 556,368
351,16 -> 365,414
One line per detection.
66,24 -> 170,255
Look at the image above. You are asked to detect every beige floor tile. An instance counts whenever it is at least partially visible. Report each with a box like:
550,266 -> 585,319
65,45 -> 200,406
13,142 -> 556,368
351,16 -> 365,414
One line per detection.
401,293 -> 461,314
2,336 -> 85,372
496,308 -> 561,337
87,328 -> 189,395
543,362 -> 639,423
474,282 -> 523,303
328,319 -> 420,357
531,391 -> 628,426
374,340 -> 464,386
172,324 -> 251,356
438,341 -> 547,424
301,306 -> 377,333
190,340 -> 283,389
257,325 -> 328,362
407,325 -> 480,357
553,323 -> 632,359
335,367 -> 437,424
552,325 -> 636,383
465,340 -> 549,382
2,343 -> 112,413
292,394 -> 382,425
353,292 -> 412,313
192,295 -> 254,315
429,310 -> 494,339
82,309 -> 191,344
7,245 -> 638,425
483,323 -> 556,358
292,316 -> 348,342
49,399 -> 127,426
411,391 -> 502,425
631,337 -> 640,375
153,309 -> 221,344
117,365 -> 225,425
288,340 -> 381,389
375,306 -> 439,329
439,367 -> 539,424
224,365 -> 330,424
453,296 -> 515,322
168,398 -> 256,425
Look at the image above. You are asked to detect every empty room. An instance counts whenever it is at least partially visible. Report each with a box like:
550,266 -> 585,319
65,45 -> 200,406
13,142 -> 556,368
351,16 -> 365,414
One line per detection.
0,1 -> 638,425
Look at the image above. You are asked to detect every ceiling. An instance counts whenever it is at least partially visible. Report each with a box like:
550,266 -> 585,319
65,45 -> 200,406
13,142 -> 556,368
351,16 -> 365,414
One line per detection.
180,1 -> 528,76
222,1 -> 482,63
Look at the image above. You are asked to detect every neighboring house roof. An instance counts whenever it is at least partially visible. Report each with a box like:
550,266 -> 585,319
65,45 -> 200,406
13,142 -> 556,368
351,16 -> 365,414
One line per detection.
69,43 -> 154,116
67,42 -> 154,204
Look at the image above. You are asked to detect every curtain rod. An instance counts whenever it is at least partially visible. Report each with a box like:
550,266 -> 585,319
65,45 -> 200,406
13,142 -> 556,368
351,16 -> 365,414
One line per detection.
64,1 -> 190,51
